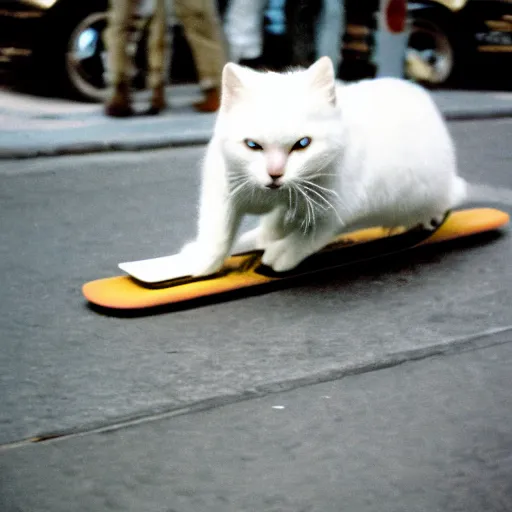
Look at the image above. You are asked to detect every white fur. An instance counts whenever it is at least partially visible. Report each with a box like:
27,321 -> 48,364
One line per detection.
180,57 -> 467,275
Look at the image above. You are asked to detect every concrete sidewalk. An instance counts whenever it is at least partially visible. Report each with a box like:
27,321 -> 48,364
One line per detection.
1,83 -> 512,159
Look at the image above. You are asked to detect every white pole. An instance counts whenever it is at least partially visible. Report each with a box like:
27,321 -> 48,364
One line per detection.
375,0 -> 408,78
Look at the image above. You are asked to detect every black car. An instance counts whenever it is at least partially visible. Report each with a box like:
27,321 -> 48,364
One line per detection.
0,0 -> 113,99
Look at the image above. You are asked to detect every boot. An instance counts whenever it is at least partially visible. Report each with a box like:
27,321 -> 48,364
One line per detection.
146,83 -> 167,116
193,87 -> 220,113
104,82 -> 134,117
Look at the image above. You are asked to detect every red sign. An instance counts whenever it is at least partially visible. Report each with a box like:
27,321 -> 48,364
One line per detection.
384,0 -> 407,33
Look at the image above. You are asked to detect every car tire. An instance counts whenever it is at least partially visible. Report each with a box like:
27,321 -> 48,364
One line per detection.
32,0 -> 109,102
406,7 -> 465,87
64,7 -> 110,101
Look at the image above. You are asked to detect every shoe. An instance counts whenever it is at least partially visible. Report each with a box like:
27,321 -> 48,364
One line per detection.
193,87 -> 220,113
104,82 -> 134,117
145,83 -> 167,116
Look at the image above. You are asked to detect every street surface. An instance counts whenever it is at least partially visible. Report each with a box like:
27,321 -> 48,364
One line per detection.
1,119 -> 512,511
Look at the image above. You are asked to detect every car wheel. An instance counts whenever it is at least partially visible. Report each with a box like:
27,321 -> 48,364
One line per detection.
30,1 -> 109,101
64,6 -> 151,101
406,8 -> 459,86
65,10 -> 109,101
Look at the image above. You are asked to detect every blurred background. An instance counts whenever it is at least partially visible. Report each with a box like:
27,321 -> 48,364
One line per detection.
0,0 -> 510,103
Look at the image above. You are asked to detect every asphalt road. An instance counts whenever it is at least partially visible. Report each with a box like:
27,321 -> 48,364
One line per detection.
1,119 -> 512,511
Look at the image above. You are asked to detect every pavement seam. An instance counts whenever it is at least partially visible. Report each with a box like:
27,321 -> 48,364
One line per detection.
1,324 -> 511,452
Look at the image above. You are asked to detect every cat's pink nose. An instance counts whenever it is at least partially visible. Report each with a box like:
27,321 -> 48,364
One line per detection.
266,148 -> 287,184
268,169 -> 284,180
266,169 -> 284,189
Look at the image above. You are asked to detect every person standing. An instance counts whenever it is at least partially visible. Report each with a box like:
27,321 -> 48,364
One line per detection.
103,0 -> 227,117
174,0 -> 227,111
223,0 -> 267,67
285,0 -> 344,74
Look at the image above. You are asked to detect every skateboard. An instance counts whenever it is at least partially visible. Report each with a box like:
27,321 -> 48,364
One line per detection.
83,208 -> 509,311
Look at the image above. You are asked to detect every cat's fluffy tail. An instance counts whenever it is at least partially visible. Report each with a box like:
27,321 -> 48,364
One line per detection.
451,176 -> 468,207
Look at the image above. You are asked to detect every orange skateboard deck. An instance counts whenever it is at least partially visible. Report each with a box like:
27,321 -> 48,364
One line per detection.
83,208 -> 509,311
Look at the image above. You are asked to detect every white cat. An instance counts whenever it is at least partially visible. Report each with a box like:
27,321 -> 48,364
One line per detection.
181,56 -> 467,276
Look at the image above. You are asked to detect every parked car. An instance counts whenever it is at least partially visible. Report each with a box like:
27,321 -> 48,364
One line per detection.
0,0 -> 198,100
0,0 -> 110,99
407,0 -> 512,86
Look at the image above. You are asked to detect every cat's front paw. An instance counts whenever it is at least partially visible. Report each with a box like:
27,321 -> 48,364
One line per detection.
180,242 -> 227,277
232,227 -> 262,254
261,238 -> 306,273
418,213 -> 447,231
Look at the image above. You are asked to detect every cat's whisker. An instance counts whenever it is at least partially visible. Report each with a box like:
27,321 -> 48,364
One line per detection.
292,186 -> 300,219
306,183 -> 334,201
298,184 -> 331,212
228,173 -> 247,184
291,184 -> 307,228
303,189 -> 341,222
293,184 -> 317,233
229,183 -> 246,196
301,155 -> 339,181
303,173 -> 337,181
293,180 -> 345,229
302,165 -> 337,178
300,179 -> 341,200
229,180 -> 254,209
287,186 -> 293,212
296,176 -> 340,202
302,184 -> 345,226
227,172 -> 246,183
229,180 -> 248,197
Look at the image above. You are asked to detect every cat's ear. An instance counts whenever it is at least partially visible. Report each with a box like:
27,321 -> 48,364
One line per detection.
221,63 -> 254,113
305,56 -> 337,106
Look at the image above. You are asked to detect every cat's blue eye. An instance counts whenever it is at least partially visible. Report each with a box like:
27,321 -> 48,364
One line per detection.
244,139 -> 263,151
291,137 -> 312,151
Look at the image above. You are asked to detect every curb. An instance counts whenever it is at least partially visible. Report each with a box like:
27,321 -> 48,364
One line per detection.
443,108 -> 512,121
0,132 -> 212,160
1,108 -> 511,160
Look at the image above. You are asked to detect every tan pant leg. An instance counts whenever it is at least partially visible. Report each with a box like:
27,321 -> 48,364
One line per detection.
147,0 -> 169,89
174,0 -> 227,89
103,0 -> 136,86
